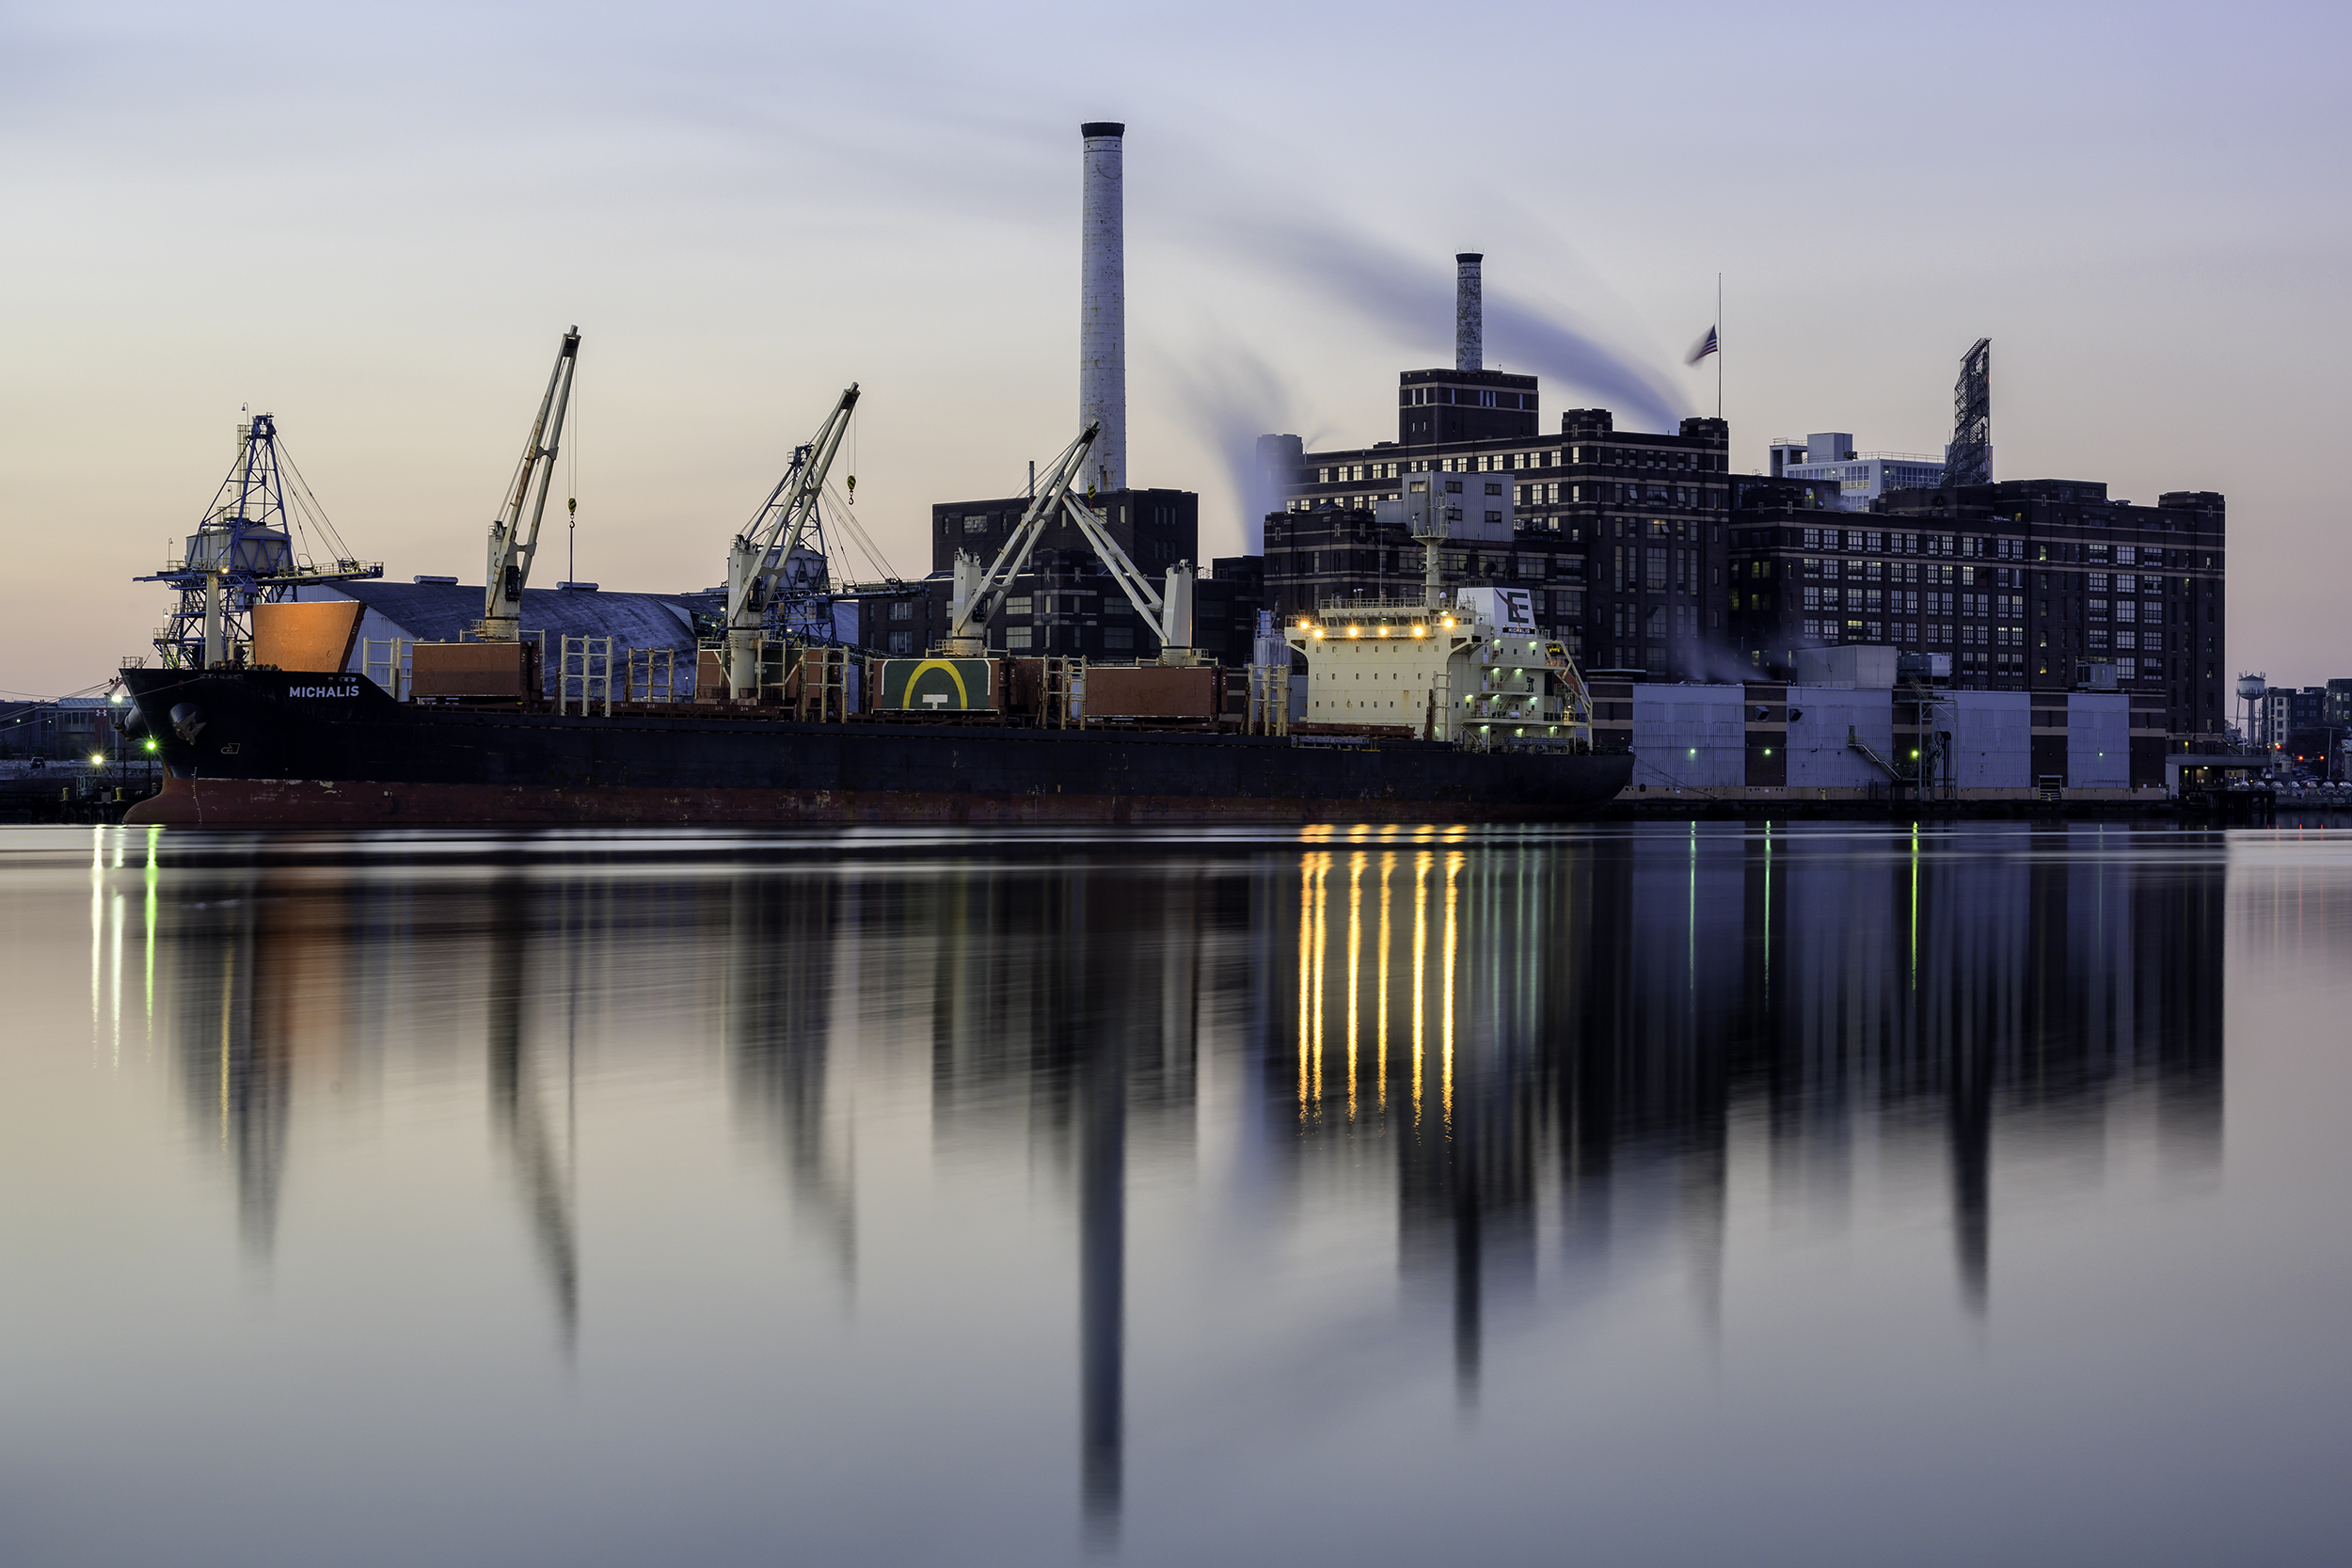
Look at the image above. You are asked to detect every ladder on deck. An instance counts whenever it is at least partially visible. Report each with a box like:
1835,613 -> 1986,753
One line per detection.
627,646 -> 677,704
559,635 -> 613,716
793,645 -> 852,721
1041,656 -> 1084,728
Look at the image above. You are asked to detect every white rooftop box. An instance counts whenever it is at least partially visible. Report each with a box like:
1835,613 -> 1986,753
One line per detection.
1794,645 -> 1899,689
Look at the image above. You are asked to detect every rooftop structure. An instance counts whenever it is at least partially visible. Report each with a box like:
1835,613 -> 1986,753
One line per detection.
1769,433 -> 1947,512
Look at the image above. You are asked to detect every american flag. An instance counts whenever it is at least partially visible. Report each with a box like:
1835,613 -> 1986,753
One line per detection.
1686,326 -> 1720,365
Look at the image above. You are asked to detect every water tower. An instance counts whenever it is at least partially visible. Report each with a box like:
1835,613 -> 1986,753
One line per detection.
2235,673 -> 2266,749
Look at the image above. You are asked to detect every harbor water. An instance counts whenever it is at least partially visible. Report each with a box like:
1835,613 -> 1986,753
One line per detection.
3,822 -> 2347,1565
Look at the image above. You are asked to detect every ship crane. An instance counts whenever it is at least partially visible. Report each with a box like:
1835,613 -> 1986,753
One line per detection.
477,327 -> 580,642
943,421 -> 1193,659
134,413 -> 384,670
726,384 -> 860,698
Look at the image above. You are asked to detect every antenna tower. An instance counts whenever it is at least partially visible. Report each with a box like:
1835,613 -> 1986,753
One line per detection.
1938,339 -> 1992,488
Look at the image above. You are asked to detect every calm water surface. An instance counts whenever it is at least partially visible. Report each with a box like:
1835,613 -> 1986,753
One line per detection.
4,822 -> 2348,1566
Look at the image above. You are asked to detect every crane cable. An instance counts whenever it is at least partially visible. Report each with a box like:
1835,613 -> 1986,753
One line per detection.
566,372 -> 580,583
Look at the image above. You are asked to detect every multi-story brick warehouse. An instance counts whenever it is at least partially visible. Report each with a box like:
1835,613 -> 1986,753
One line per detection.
1269,405 -> 1735,679
1727,479 -> 2227,740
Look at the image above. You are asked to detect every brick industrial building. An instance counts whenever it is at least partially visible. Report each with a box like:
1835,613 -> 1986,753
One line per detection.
1726,479 -> 2227,739
1264,402 -> 1734,680
1257,266 -> 2229,746
1263,302 -> 1737,680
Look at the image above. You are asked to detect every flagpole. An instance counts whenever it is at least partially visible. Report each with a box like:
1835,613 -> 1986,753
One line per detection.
1716,272 -> 1724,421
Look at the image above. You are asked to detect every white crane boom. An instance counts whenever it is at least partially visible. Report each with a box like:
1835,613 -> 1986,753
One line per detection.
944,423 -> 1096,652
943,421 -> 1194,659
725,385 -> 859,698
477,326 -> 580,642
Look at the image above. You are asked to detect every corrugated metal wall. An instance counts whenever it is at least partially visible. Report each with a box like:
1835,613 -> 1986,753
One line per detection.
1785,687 -> 1896,788
2067,693 -> 2130,788
1629,687 -> 1746,789
1949,692 -> 2030,789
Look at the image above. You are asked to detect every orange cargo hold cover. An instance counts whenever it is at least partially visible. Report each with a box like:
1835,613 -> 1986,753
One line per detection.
251,600 -> 365,674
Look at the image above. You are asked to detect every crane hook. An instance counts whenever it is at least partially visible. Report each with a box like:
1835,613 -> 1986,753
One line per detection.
846,473 -> 856,504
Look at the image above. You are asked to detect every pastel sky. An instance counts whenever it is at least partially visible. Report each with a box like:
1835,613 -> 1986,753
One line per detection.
6,0 -> 2344,697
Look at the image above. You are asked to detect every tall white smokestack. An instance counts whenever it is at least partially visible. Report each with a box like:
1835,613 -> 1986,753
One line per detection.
1455,252 -> 1483,372
1080,121 -> 1126,494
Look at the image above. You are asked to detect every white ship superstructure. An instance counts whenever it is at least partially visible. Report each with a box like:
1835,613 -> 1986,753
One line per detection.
1287,584 -> 1592,747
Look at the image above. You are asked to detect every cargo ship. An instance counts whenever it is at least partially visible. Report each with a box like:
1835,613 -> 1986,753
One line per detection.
115,556 -> 1629,828
111,349 -> 1631,830
113,362 -> 1629,830
112,125 -> 1629,829
113,660 -> 1630,828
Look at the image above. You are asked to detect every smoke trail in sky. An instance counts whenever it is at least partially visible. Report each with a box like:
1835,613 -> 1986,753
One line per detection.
1161,344 -> 1306,553
1216,219 -> 1687,433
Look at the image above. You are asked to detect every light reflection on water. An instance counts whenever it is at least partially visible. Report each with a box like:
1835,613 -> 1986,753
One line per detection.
4,823 -> 2347,1566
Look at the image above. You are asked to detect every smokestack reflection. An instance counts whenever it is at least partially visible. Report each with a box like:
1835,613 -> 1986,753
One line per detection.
1078,980 -> 1125,1543
486,875 -> 580,1354
917,860 -> 1223,1542
918,860 -> 1216,1546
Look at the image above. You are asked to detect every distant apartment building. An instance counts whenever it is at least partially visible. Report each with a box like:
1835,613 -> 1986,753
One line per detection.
2325,678 -> 2352,730
2257,685 -> 2345,769
0,697 -> 117,761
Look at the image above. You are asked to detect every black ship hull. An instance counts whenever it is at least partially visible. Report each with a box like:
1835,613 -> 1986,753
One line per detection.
118,669 -> 1631,828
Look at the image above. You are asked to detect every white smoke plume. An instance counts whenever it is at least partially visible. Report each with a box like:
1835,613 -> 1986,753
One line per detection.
1216,218 -> 1687,434
1160,343 -> 1319,555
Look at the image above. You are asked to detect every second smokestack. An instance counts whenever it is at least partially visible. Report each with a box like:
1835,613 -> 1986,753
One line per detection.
1455,252 -> 1483,372
1080,122 -> 1126,494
